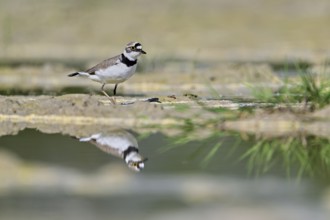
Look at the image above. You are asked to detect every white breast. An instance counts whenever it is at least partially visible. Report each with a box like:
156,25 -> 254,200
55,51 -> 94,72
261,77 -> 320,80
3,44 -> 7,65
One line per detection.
92,63 -> 137,84
95,134 -> 136,152
79,131 -> 138,155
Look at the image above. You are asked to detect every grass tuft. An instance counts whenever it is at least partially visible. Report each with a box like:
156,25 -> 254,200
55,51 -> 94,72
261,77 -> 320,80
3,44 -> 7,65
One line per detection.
252,63 -> 330,111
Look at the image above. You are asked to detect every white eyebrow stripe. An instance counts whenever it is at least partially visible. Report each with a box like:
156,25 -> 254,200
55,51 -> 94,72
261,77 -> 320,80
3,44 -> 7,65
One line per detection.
136,45 -> 142,49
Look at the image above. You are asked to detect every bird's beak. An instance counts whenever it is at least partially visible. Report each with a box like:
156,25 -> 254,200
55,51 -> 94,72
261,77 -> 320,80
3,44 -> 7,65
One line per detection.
141,49 -> 147,54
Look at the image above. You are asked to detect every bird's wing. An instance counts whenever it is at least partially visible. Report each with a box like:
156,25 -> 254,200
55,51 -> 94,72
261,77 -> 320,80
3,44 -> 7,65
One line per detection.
89,139 -> 122,158
85,54 -> 121,74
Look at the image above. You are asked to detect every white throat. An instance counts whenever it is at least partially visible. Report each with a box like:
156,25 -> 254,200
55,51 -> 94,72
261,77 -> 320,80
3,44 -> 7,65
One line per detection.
123,50 -> 140,60
125,152 -> 141,163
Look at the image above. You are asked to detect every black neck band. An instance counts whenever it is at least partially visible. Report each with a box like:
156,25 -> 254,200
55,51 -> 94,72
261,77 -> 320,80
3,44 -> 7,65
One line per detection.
123,146 -> 139,160
121,54 -> 137,67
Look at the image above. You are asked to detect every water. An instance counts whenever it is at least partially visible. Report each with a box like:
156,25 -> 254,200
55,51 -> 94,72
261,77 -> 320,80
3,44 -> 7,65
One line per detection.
0,63 -> 328,219
0,125 -> 329,220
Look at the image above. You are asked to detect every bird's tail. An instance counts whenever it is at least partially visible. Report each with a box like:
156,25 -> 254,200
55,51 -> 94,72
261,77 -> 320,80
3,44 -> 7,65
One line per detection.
68,72 -> 79,77
68,72 -> 90,77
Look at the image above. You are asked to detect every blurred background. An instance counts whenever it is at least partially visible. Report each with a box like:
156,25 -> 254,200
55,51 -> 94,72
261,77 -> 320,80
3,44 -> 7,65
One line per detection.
1,0 -> 329,61
0,0 -> 330,219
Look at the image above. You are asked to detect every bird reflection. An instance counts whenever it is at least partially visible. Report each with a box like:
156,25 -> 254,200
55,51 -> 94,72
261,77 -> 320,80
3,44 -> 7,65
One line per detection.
79,130 -> 147,171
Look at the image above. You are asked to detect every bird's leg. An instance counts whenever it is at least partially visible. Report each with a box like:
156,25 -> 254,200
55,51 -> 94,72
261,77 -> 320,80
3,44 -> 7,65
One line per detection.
101,83 -> 116,105
113,84 -> 118,96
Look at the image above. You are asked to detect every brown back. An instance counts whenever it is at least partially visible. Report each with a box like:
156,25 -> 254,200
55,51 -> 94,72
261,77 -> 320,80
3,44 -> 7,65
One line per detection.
85,54 -> 121,74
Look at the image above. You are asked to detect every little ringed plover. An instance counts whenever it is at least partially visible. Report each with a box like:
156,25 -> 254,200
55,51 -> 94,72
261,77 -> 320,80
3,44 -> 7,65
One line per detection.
68,41 -> 146,104
79,130 -> 147,171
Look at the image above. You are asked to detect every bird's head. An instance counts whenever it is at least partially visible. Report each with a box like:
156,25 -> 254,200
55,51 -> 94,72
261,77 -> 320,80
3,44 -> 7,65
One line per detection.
127,157 -> 148,172
124,41 -> 147,60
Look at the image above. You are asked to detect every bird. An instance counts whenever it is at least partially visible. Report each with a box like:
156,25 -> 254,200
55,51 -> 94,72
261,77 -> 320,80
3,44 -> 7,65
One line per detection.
79,130 -> 147,171
68,42 -> 147,104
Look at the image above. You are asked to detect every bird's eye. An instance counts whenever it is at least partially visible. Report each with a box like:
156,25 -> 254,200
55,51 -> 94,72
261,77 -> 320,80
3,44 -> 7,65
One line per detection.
130,46 -> 135,50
